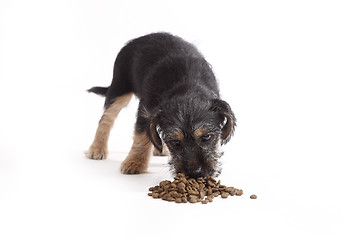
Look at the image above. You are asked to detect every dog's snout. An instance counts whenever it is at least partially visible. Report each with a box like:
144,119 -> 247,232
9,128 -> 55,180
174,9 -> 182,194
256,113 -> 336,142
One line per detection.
180,154 -> 207,178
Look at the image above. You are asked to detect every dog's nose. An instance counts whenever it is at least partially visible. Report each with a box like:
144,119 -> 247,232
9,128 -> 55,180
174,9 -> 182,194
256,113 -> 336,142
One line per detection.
194,166 -> 202,174
186,166 -> 204,178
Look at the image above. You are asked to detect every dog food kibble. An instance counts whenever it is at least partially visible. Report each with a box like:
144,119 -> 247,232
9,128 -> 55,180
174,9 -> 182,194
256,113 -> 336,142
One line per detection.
250,194 -> 257,199
148,173 -> 252,204
221,192 -> 230,198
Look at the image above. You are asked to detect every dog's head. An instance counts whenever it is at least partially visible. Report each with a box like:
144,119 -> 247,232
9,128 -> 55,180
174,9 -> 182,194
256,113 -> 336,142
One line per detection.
147,96 -> 236,178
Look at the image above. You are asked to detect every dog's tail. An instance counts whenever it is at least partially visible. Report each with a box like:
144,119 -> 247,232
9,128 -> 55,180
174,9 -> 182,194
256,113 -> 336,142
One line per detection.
87,86 -> 109,96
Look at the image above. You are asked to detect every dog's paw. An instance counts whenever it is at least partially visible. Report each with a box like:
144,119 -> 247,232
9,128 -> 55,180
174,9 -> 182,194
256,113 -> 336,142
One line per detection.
120,158 -> 147,174
86,145 -> 107,160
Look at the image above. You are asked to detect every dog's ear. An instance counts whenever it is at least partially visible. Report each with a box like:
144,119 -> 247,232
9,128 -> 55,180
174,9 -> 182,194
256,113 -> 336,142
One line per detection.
147,112 -> 163,152
211,99 -> 236,145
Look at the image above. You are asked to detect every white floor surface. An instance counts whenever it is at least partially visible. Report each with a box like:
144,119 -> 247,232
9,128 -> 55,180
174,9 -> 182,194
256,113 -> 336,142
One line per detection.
1,1 -> 359,239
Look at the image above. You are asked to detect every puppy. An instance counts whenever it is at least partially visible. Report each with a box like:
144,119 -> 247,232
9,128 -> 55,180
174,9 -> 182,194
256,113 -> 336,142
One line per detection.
86,32 -> 236,178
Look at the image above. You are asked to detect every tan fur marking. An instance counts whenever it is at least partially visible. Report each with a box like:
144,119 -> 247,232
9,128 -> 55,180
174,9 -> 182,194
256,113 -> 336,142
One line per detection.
86,93 -> 133,160
121,131 -> 153,174
194,127 -> 206,139
170,130 -> 184,142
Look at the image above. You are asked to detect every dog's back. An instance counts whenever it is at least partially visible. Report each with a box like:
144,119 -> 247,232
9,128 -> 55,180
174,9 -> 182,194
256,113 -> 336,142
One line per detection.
91,32 -> 219,109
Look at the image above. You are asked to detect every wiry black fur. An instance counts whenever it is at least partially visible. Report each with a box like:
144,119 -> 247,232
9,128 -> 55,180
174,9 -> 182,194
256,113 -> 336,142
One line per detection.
88,32 -> 236,178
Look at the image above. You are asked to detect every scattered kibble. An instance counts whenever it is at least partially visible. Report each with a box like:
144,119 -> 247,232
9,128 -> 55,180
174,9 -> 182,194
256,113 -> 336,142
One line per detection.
148,173 -> 250,204
250,194 -> 257,199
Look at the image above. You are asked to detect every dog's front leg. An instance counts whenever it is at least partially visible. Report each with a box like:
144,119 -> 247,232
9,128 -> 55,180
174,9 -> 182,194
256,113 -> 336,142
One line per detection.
120,131 -> 152,174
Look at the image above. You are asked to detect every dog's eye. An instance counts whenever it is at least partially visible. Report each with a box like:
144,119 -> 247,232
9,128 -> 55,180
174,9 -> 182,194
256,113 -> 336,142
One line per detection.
170,140 -> 181,147
201,134 -> 212,142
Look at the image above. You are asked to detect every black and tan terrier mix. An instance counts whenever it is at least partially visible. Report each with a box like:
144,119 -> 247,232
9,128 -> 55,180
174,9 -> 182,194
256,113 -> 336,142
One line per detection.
86,32 -> 236,178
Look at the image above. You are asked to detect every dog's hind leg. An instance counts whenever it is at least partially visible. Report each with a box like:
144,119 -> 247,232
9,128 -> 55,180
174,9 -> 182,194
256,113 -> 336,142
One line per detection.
86,92 -> 133,160
153,145 -> 170,156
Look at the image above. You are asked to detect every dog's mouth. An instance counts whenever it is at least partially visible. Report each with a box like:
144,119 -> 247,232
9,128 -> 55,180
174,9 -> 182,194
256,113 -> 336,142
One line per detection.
185,167 -> 204,179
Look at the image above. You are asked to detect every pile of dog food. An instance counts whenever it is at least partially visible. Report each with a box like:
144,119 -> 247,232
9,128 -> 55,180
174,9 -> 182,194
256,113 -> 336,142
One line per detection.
148,173 -> 256,204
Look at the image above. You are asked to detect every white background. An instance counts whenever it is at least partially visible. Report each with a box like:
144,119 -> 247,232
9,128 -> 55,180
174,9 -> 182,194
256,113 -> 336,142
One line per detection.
1,0 -> 359,239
